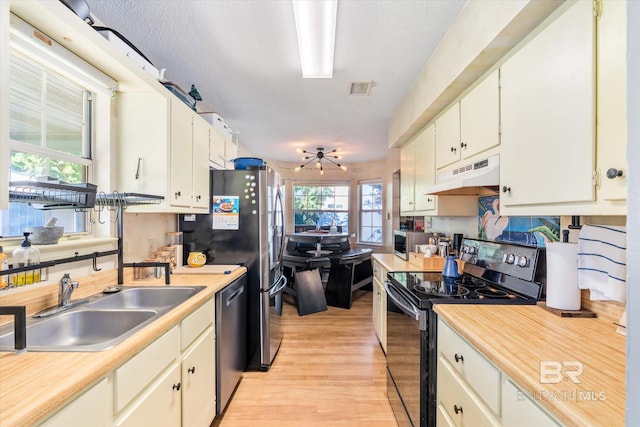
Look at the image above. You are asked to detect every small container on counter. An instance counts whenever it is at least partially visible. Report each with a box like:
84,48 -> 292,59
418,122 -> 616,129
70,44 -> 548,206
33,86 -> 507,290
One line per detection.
0,245 -> 9,288
167,231 -> 184,268
12,232 -> 41,285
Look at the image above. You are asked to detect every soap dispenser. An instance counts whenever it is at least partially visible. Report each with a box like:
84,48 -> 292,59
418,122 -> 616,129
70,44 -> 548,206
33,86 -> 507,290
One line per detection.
12,232 -> 41,285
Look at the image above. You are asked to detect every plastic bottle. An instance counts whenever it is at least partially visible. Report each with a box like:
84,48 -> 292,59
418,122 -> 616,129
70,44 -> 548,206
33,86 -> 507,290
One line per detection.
12,232 -> 41,285
0,245 -> 8,288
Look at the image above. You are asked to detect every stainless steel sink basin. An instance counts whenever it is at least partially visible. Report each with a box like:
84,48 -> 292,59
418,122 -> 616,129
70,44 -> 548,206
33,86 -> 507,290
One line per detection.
0,286 -> 206,352
87,286 -> 205,310
0,309 -> 156,351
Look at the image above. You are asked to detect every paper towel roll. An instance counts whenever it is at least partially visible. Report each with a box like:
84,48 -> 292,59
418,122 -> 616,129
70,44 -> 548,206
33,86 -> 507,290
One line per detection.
546,242 -> 581,310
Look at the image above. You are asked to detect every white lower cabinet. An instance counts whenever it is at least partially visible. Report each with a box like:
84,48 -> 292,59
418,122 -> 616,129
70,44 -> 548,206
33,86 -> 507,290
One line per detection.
437,356 -> 500,427
181,328 -> 216,427
38,378 -> 112,427
501,378 -> 560,427
40,296 -> 218,427
437,319 -> 561,427
116,362 -> 182,427
371,259 -> 388,353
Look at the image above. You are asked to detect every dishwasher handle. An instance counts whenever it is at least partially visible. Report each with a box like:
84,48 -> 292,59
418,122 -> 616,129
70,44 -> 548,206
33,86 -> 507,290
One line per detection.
385,281 -> 421,321
224,282 -> 245,307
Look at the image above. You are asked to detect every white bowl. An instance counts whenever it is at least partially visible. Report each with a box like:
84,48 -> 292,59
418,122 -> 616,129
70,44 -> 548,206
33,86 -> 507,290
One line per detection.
26,226 -> 64,245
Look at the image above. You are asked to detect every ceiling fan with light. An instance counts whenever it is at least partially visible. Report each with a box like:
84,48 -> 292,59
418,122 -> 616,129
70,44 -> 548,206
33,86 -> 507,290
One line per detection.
295,147 -> 347,175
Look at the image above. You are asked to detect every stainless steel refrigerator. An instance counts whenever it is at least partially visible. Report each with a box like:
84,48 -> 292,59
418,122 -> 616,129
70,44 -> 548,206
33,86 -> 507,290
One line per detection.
179,167 -> 286,372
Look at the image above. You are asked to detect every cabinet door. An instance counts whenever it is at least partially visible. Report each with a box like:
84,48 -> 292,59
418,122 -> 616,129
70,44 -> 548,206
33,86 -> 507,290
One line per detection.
170,99 -> 194,207
502,378 -> 560,427
209,128 -> 227,169
400,140 -> 416,213
116,363 -> 182,427
597,0 -> 627,201
460,69 -> 500,160
39,378 -> 111,427
192,115 -> 210,209
116,92 -> 169,197
435,102 -> 460,170
437,357 -> 499,427
500,1 -> 595,206
414,124 -> 436,211
225,138 -> 238,167
182,328 -> 216,427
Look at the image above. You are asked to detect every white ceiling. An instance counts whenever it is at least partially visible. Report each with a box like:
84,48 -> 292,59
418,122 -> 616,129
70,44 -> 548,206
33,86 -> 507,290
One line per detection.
85,0 -> 466,164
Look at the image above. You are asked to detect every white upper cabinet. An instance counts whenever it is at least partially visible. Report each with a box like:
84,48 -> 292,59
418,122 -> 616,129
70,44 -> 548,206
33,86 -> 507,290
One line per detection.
459,69 -> 500,161
435,103 -> 461,170
596,0 -> 627,202
117,93 -> 210,213
414,124 -> 436,212
400,139 -> 416,213
500,0 -> 595,208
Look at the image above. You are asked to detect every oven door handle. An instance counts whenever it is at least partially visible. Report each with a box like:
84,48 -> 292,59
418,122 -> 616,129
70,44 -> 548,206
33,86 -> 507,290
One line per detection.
385,281 -> 421,321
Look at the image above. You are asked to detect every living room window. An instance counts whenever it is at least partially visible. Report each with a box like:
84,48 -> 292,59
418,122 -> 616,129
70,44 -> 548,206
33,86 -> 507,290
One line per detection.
293,185 -> 349,231
359,180 -> 382,244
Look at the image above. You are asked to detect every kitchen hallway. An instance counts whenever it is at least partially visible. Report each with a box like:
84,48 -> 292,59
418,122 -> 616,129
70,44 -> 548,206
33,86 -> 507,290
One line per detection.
213,289 -> 397,427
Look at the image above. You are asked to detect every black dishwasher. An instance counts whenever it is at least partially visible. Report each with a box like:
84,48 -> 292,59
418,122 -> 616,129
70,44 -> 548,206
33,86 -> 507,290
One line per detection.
216,275 -> 247,415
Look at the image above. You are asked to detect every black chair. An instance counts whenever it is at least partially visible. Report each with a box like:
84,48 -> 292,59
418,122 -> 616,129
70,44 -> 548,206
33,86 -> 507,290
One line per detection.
325,248 -> 374,309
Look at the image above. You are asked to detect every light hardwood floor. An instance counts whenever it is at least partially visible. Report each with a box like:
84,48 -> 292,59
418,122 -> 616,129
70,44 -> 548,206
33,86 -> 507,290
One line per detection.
213,289 -> 397,427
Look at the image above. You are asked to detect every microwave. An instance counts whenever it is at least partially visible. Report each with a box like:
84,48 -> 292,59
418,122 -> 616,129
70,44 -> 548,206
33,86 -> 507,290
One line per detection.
394,230 -> 432,260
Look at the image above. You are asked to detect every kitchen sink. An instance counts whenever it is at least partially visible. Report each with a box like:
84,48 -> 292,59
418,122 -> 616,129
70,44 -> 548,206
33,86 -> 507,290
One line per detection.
0,309 -> 156,351
0,286 -> 206,352
87,286 -> 205,310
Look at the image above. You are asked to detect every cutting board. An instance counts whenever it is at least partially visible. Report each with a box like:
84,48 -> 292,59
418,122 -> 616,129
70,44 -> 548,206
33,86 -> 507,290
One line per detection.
173,264 -> 242,275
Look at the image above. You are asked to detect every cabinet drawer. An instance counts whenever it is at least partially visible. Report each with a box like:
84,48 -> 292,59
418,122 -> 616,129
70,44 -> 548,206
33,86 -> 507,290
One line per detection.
39,377 -> 111,427
437,357 -> 499,427
372,260 -> 388,284
114,326 -> 180,412
438,319 -> 501,414
501,378 -> 561,427
181,298 -> 215,350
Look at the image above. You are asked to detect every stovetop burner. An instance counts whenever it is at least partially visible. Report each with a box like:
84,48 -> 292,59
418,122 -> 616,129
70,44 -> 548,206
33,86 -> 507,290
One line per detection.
454,276 -> 486,289
474,288 -> 510,298
413,282 -> 469,298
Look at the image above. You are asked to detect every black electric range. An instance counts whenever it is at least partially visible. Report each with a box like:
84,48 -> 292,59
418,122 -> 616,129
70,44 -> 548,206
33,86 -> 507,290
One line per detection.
385,239 -> 546,427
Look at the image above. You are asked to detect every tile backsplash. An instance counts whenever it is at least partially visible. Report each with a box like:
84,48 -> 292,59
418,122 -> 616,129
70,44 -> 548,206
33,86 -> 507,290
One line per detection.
478,195 -> 560,247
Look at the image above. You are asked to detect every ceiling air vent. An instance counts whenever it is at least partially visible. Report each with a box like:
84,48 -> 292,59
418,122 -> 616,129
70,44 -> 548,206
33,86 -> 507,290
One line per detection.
348,81 -> 374,96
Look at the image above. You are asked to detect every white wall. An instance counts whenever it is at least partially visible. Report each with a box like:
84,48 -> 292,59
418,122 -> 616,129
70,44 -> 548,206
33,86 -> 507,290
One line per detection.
626,1 -> 639,423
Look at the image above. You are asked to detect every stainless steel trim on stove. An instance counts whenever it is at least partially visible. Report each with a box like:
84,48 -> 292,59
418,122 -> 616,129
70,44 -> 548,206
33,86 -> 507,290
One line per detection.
385,280 -> 423,326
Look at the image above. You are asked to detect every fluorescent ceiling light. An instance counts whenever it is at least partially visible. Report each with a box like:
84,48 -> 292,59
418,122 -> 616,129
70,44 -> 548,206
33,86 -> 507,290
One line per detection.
292,0 -> 337,78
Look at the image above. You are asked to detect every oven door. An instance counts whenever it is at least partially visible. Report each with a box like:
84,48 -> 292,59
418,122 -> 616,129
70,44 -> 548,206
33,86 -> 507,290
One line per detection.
385,280 -> 425,427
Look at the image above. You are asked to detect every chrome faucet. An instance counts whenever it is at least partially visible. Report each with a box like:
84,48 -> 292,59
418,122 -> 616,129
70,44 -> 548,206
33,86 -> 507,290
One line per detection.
59,273 -> 79,307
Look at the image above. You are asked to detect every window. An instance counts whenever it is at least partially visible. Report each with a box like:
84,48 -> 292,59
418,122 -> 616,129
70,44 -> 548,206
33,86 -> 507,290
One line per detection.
293,185 -> 349,230
1,48 -> 92,237
360,181 -> 382,244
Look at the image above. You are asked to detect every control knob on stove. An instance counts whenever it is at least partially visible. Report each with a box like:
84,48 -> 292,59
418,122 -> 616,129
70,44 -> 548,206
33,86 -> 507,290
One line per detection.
504,253 -> 515,264
517,256 -> 529,267
467,246 -> 477,255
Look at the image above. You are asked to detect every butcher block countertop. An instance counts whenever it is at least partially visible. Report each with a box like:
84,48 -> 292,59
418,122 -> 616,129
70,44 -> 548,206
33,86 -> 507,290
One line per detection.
372,253 -> 434,272
0,267 -> 246,427
434,304 -> 625,427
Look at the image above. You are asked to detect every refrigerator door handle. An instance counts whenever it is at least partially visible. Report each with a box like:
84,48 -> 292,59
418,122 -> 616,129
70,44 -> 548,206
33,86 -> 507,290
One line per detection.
275,190 -> 285,266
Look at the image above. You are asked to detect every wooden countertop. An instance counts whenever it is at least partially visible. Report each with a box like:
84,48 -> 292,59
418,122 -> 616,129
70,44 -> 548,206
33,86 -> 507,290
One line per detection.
372,253 -> 431,272
0,268 -> 246,427
434,304 -> 625,427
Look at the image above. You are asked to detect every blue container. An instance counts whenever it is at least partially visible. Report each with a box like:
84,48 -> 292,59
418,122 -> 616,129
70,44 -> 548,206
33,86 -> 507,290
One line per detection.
232,158 -> 266,170
442,255 -> 461,278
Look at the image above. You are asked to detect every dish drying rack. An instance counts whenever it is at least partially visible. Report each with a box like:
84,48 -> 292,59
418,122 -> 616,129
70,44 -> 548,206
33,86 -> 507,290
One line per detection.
4,186 -> 167,285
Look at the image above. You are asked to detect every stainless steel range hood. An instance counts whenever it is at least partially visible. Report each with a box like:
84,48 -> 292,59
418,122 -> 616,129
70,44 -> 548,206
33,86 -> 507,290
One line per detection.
424,154 -> 500,195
